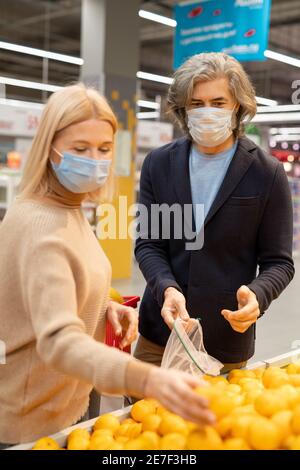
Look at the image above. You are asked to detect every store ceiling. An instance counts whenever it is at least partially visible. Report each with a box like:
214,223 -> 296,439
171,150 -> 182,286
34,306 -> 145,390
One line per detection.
0,0 -> 300,107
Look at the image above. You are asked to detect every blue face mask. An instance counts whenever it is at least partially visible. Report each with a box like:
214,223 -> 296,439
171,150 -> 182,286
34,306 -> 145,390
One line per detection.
51,148 -> 111,194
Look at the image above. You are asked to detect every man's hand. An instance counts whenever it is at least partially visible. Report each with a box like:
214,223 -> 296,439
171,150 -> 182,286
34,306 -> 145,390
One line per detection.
221,285 -> 260,333
161,287 -> 190,329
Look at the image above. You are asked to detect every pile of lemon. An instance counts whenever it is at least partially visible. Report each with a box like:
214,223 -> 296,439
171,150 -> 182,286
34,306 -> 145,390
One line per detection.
33,363 -> 300,450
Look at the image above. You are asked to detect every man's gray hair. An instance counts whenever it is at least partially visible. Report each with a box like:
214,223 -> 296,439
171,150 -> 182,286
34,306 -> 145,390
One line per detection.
167,52 -> 257,137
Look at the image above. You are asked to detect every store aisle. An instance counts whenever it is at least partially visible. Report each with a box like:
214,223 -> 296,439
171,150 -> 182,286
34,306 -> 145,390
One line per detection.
112,257 -> 299,364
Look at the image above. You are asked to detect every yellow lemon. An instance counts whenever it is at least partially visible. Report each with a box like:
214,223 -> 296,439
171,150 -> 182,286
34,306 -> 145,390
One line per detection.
289,435 -> 300,450
109,287 -> 124,303
223,438 -> 251,450
277,384 -> 300,409
141,431 -> 160,450
186,426 -> 222,450
142,414 -> 161,432
287,362 -> 300,375
115,422 -> 142,439
124,437 -> 148,450
271,410 -> 292,443
243,388 -> 262,405
288,374 -> 300,387
32,437 -> 61,450
160,433 -> 187,450
158,414 -> 189,436
215,416 -> 234,439
67,429 -> 90,450
255,390 -> 288,417
227,384 -> 242,394
131,399 -> 156,422
262,368 -> 289,389
89,434 -> 114,450
291,405 -> 300,434
94,413 -> 120,432
231,415 -> 255,440
248,417 -> 281,450
108,441 -> 124,450
210,392 -> 237,420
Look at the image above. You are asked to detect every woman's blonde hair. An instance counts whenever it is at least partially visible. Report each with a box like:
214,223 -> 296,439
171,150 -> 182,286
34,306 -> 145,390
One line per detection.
19,83 -> 118,202
167,52 -> 257,137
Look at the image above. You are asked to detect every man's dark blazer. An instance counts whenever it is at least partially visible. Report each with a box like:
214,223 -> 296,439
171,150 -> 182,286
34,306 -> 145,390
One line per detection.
135,136 -> 295,363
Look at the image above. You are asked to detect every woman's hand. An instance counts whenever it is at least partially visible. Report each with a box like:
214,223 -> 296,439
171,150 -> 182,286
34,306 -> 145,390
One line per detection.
144,367 -> 216,426
161,287 -> 190,329
221,285 -> 260,333
106,301 -> 138,349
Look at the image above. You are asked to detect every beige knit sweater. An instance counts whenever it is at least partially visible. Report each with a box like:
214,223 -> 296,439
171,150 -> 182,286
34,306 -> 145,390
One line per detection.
0,171 -> 152,444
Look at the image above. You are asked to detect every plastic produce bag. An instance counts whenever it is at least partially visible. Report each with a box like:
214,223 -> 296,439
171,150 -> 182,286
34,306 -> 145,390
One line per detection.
161,318 -> 223,376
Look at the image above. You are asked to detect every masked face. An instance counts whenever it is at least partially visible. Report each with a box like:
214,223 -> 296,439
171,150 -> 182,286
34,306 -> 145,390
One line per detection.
51,148 -> 111,193
187,107 -> 237,147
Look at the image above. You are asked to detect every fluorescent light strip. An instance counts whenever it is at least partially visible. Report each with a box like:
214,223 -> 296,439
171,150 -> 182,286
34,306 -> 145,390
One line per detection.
0,98 -> 44,109
270,127 -> 300,135
137,111 -> 160,119
137,99 -> 160,109
255,96 -> 278,106
257,105 -> 300,113
139,9 -> 177,27
272,134 -> 300,142
0,76 -> 62,92
265,49 -> 300,69
137,71 -> 173,85
252,113 -> 300,123
0,40 -> 84,65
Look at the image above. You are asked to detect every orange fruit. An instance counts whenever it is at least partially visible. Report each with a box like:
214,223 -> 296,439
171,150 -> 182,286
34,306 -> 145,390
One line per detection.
288,375 -> 300,387
277,384 -> 300,409
115,422 -> 142,439
271,410 -> 292,443
160,433 -> 187,450
124,437 -> 149,450
255,390 -> 288,417
67,429 -> 90,450
142,414 -> 161,432
223,438 -> 251,450
108,440 -> 124,450
289,435 -> 300,450
186,426 -> 222,450
94,413 -> 120,432
262,368 -> 289,389
231,415 -> 255,440
32,437 -> 61,450
291,405 -> 300,434
131,400 -> 156,422
89,433 -> 114,450
158,414 -> 189,436
248,417 -> 281,450
243,388 -> 262,405
215,416 -> 234,439
210,392 -> 237,420
287,362 -> 300,375
141,431 -> 160,450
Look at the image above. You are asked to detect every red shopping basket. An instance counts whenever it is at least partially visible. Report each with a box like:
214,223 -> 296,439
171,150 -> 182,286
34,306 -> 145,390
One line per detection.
105,295 -> 140,354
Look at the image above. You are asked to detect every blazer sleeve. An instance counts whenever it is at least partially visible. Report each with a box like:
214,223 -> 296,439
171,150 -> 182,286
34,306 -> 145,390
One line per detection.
135,152 -> 182,307
247,162 -> 295,314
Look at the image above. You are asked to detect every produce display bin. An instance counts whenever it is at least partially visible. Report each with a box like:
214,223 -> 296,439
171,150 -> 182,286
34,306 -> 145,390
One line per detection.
7,347 -> 300,450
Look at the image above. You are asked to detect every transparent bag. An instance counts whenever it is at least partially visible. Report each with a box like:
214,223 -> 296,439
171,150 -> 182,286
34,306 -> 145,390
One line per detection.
161,318 -> 223,376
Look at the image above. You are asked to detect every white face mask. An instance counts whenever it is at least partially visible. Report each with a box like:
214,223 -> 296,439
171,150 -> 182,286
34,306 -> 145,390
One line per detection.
187,107 -> 236,147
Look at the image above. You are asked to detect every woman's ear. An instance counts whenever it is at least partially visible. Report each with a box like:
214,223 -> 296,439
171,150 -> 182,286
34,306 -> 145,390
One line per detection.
49,146 -> 61,165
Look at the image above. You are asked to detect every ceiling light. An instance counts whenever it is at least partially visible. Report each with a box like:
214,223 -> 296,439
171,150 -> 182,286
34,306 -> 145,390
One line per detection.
257,105 -> 300,113
137,111 -> 160,119
137,99 -> 160,109
138,9 -> 177,27
0,98 -> 44,109
0,76 -> 62,92
137,71 -> 173,85
265,49 -> 300,69
0,40 -> 84,65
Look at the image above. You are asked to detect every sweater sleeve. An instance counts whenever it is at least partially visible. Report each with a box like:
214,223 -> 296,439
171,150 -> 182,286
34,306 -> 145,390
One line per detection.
21,236 -> 152,397
247,162 -> 295,313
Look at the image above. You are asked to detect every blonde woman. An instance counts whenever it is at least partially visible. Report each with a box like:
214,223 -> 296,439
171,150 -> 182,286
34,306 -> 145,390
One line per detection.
135,52 -> 294,371
0,84 -> 214,447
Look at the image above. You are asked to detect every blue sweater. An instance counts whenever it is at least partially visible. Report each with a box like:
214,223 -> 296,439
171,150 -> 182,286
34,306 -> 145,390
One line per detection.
189,141 -> 238,232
